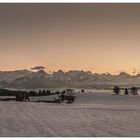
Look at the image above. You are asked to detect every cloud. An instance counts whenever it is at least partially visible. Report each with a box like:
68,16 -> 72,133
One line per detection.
31,66 -> 46,70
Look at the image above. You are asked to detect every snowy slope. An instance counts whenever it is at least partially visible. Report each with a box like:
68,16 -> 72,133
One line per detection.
0,92 -> 140,136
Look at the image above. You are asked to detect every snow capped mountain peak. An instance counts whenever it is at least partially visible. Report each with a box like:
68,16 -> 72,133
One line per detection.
0,68 -> 140,89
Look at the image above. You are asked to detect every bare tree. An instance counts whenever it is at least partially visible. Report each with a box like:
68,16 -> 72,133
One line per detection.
113,86 -> 120,95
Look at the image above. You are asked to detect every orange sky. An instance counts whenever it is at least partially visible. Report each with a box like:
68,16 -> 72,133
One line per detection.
0,4 -> 140,74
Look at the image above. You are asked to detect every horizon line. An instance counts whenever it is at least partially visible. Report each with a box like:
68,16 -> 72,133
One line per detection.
0,67 -> 139,76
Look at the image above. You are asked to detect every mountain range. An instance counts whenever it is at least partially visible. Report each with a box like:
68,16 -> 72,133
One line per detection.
0,69 -> 140,89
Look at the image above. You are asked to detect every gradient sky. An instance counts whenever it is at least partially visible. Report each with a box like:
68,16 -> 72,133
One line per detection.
0,3 -> 140,74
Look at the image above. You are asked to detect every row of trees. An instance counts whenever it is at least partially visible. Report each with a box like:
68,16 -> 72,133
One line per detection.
16,90 -> 63,102
113,86 -> 138,95
0,89 -> 63,97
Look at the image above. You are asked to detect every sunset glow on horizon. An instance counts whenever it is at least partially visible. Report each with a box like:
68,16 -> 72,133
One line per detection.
1,4 -> 140,75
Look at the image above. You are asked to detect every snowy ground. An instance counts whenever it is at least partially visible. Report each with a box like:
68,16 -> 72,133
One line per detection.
0,92 -> 140,136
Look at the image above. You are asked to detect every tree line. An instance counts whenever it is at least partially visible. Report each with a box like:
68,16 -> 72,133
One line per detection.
113,86 -> 138,95
0,89 -> 62,96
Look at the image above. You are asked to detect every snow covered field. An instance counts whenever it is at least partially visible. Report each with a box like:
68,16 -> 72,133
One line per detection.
0,92 -> 140,136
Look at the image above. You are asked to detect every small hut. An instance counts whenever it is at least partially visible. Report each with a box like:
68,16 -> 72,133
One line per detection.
16,92 -> 25,101
15,91 -> 30,102
65,89 -> 75,96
